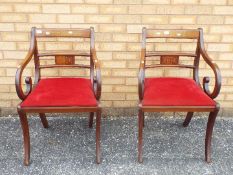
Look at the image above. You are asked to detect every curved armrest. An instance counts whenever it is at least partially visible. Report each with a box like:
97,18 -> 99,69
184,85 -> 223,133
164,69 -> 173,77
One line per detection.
15,51 -> 34,100
138,49 -> 146,101
199,35 -> 221,99
15,28 -> 36,100
91,48 -> 101,100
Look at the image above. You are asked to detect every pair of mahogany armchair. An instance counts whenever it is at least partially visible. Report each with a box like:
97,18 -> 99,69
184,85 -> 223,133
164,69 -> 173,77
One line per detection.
16,27 -> 221,166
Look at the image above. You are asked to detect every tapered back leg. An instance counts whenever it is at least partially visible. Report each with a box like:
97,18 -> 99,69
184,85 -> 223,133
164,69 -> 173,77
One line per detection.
89,112 -> 94,128
39,113 -> 49,128
183,112 -> 194,127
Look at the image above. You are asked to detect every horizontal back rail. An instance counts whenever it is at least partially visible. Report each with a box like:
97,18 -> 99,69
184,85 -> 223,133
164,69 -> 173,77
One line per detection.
146,29 -> 199,39
38,51 -> 90,57
145,64 -> 195,69
39,64 -> 91,69
35,28 -> 91,38
145,51 -> 197,57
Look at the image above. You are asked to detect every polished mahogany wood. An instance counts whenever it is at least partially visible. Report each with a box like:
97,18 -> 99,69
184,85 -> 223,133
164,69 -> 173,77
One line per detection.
160,55 -> 179,65
20,105 -> 100,113
146,51 -> 197,57
55,55 -> 75,65
39,64 -> 91,69
89,112 -> 94,128
183,112 -> 194,127
145,64 -> 195,69
205,104 -> 220,163
15,27 -> 101,166
38,51 -> 90,57
138,109 -> 143,163
138,27 -> 221,163
35,28 -> 91,38
96,110 -> 101,163
39,113 -> 49,128
146,29 -> 199,39
17,109 -> 30,166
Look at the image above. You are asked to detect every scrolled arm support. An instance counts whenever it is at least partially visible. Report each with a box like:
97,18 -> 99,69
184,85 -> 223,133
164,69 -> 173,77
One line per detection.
138,68 -> 145,101
15,27 -> 36,101
15,52 -> 34,100
199,38 -> 221,99
91,49 -> 101,100
138,49 -> 146,101
201,60 -> 221,99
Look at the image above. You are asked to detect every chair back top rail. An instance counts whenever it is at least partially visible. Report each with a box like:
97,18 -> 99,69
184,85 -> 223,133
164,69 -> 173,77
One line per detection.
35,28 -> 92,38
145,28 -> 199,39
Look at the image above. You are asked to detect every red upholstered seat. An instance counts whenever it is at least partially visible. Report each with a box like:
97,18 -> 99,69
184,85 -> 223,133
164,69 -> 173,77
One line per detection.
142,77 -> 216,107
21,78 -> 97,107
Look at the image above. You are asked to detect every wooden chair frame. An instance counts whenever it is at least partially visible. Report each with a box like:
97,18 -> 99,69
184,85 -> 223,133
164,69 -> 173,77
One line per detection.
15,27 -> 101,165
138,28 -> 221,163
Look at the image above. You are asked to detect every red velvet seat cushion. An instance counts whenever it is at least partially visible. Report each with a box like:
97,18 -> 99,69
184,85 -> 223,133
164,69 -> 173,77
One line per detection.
142,77 -> 216,107
21,78 -> 97,107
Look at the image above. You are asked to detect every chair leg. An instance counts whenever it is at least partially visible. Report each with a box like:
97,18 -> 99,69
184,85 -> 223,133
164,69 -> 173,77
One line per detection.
183,112 -> 194,127
17,109 -> 30,166
39,113 -> 49,128
89,112 -> 94,128
96,110 -> 101,164
205,106 -> 219,163
142,112 -> 145,127
138,109 -> 143,163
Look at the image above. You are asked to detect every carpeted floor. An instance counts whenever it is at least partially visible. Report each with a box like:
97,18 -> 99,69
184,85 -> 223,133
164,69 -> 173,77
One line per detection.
0,114 -> 232,175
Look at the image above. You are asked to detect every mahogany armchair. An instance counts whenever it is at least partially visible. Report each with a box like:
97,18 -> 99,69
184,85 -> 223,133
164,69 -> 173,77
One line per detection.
15,27 -> 101,165
138,28 -> 221,163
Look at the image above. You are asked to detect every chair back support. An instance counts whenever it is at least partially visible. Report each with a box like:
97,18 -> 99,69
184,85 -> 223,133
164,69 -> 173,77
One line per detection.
29,27 -> 95,84
141,28 -> 201,81
34,28 -> 94,64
